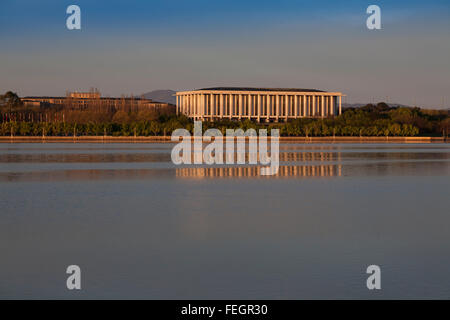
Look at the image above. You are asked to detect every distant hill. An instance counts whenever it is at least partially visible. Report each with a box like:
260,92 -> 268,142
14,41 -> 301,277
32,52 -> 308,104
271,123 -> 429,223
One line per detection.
343,103 -> 411,109
141,90 -> 176,105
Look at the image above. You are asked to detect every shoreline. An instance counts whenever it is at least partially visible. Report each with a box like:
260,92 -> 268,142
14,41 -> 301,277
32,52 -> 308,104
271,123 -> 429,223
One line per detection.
0,136 -> 447,143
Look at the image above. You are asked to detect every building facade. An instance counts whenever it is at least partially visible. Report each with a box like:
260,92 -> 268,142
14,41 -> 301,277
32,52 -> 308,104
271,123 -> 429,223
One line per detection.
176,87 -> 344,122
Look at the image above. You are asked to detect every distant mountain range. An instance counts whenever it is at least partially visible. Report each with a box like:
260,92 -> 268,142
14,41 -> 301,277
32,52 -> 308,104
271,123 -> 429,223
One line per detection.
343,103 -> 411,109
141,90 -> 176,105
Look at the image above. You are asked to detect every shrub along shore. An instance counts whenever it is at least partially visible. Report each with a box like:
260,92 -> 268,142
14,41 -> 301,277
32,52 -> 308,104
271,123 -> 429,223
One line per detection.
0,136 -> 446,143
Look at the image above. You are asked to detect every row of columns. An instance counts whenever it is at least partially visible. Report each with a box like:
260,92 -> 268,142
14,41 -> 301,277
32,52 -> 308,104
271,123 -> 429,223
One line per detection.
176,92 -> 342,121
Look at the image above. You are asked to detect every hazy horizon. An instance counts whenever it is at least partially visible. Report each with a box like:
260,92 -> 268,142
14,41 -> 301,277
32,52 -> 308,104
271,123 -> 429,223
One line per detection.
1,0 -> 449,109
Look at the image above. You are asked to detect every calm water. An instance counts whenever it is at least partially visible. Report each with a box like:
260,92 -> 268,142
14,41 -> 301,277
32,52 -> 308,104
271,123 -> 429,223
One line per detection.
0,142 -> 449,299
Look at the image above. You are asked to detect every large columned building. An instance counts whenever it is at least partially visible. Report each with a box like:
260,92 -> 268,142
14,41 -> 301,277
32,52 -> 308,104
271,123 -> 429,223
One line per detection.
176,87 -> 344,122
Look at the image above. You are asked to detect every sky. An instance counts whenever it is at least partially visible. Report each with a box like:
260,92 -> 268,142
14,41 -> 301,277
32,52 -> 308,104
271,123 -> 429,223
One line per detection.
1,0 -> 449,108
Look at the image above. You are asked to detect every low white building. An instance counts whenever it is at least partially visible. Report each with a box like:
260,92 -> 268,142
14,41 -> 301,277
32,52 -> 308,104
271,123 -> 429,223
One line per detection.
176,87 -> 344,122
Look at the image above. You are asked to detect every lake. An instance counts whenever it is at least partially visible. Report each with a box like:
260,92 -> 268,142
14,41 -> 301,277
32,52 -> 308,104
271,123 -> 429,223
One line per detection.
0,142 -> 449,299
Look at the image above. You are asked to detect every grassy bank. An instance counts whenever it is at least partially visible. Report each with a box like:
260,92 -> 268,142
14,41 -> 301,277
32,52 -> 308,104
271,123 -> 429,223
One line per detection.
1,136 -> 447,143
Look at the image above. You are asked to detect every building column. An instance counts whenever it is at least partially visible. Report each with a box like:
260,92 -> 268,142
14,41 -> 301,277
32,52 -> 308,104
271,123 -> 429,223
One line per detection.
204,94 -> 208,118
202,94 -> 206,120
212,94 -> 216,118
187,94 -> 190,116
257,94 -> 261,122
192,94 -> 195,117
247,95 -> 252,118
246,95 -> 249,118
230,94 -> 233,118
306,96 -> 309,116
214,94 -> 218,118
266,95 -> 270,122
285,95 -> 289,121
294,95 -> 298,117
185,95 -> 188,116
182,95 -> 185,115
239,94 -> 243,120
275,95 -> 279,122
198,94 -> 202,120
179,95 -> 182,115
211,94 -> 214,118
210,94 -> 213,118
192,94 -> 196,119
329,96 -> 332,116
300,95 -> 306,117
298,95 -> 301,117
191,94 -> 194,118
178,96 -> 181,115
224,94 -> 228,118
312,95 -> 316,117
218,93 -> 224,119
339,95 -> 342,115
196,94 -> 200,119
330,96 -> 334,116
327,96 -> 330,117
217,94 -> 220,118
229,94 -> 233,118
199,94 -> 202,118
225,94 -> 229,118
321,95 -> 325,118
308,96 -> 312,116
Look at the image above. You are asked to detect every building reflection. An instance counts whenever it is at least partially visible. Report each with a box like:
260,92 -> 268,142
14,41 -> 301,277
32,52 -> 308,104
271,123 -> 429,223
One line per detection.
279,151 -> 340,162
176,164 -> 343,178
188,151 -> 342,164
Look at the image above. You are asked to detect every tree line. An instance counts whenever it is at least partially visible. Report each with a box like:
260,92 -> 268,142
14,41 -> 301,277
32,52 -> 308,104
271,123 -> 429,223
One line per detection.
1,91 -> 449,137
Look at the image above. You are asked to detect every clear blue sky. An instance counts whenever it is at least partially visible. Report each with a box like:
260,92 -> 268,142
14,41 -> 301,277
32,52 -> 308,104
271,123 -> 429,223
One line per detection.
1,0 -> 449,108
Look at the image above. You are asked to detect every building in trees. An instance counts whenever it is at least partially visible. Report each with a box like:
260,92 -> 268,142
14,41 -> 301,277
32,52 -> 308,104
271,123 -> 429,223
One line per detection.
21,90 -> 174,113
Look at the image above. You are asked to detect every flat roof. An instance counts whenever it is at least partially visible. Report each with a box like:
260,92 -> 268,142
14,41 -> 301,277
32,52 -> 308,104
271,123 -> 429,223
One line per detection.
198,87 -> 325,92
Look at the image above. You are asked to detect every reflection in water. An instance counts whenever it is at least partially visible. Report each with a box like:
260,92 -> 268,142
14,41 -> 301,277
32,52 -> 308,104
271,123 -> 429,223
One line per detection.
0,153 -> 170,163
2,160 -> 449,182
1,143 -> 450,299
280,152 -> 339,162
0,142 -> 449,182
1,150 -> 449,164
0,165 -> 340,182
176,165 -> 342,178
0,168 -> 171,182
